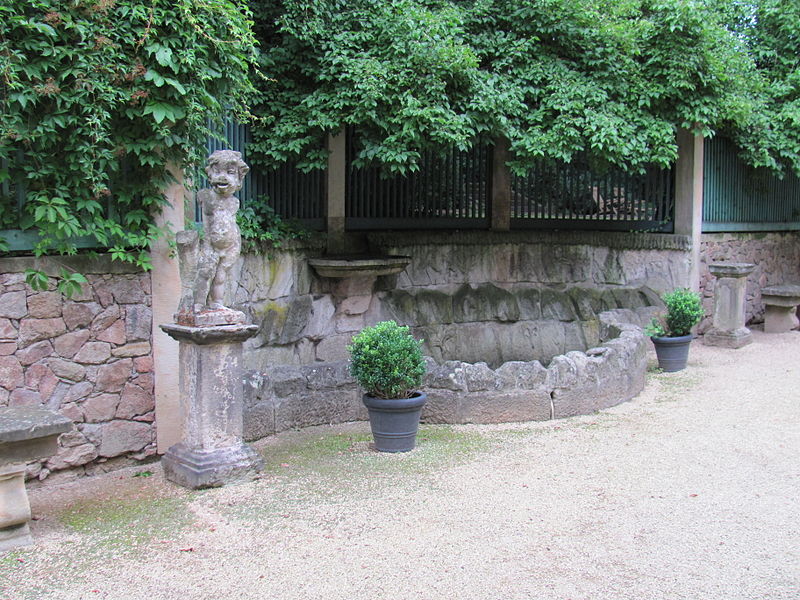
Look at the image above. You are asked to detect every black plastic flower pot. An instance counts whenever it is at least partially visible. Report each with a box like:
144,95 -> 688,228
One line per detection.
651,334 -> 693,372
362,392 -> 427,453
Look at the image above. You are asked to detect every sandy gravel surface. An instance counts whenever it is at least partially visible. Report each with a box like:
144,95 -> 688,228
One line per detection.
2,329 -> 799,600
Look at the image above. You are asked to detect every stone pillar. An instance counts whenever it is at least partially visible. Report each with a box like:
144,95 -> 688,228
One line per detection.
704,262 -> 755,348
491,137 -> 512,231
326,129 -> 347,255
159,323 -> 262,489
0,408 -> 71,552
674,130 -> 704,291
152,162 -> 188,452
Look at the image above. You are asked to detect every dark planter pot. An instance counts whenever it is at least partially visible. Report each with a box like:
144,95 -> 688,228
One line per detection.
651,334 -> 693,372
362,392 -> 427,453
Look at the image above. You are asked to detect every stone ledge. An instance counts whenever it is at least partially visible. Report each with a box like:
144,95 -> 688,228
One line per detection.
367,230 -> 691,252
0,255 -> 143,275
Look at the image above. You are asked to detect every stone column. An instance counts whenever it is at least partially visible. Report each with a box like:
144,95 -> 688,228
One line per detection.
326,129 -> 347,255
159,323 -> 262,489
0,408 -> 71,552
674,130 -> 704,290
152,162 -> 188,452
704,262 -> 755,348
491,137 -> 512,231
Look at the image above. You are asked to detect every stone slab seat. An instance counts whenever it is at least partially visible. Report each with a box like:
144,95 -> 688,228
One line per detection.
0,407 -> 72,552
761,284 -> 800,334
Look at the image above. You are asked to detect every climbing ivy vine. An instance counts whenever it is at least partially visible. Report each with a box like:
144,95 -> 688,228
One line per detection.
0,0 -> 258,291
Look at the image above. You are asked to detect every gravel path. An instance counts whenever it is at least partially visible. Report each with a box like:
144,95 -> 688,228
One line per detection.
3,329 -> 799,600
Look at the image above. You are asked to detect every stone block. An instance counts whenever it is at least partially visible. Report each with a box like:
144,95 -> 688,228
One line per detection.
58,430 -> 88,448
24,364 -> 58,399
0,318 -> 16,340
133,355 -> 153,373
97,320 -> 126,345
334,312 -> 364,333
268,253 -> 296,299
73,342 -> 112,365
304,296 -> 336,340
64,381 -> 94,404
116,383 -> 153,419
18,318 -> 67,347
315,335 -> 352,363
91,305 -> 120,332
463,362 -> 501,392
540,244 -> 592,283
97,420 -> 152,457
340,295 -> 372,316
63,302 -> 101,331
111,341 -> 151,358
0,291 -> 26,319
94,359 -> 132,393
17,341 -> 54,366
243,400 -> 276,441
46,443 -> 98,471
53,330 -> 92,359
124,305 -> 151,342
108,277 -> 146,304
0,343 -> 16,356
48,358 -> 86,382
496,360 -> 548,390
27,292 -> 62,319
267,366 -> 307,397
541,289 -> 577,321
133,372 -> 154,393
428,361 -> 468,392
82,393 -> 119,422
9,389 -> 42,407
274,389 -> 363,432
515,287 -> 541,320
453,284 -> 519,323
0,356 -> 24,390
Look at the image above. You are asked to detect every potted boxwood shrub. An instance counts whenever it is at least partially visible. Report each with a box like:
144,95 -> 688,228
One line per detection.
646,288 -> 704,372
348,320 -> 427,452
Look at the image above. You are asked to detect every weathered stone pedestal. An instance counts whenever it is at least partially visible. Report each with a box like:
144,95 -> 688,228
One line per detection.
704,262 -> 755,348
159,323 -> 262,489
761,284 -> 800,333
0,408 -> 72,552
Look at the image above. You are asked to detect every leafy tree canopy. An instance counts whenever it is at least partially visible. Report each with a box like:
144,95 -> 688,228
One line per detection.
0,0 -> 257,283
249,0 -> 799,175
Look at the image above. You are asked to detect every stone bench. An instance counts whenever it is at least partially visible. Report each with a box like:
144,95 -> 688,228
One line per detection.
0,407 -> 72,552
762,285 -> 800,333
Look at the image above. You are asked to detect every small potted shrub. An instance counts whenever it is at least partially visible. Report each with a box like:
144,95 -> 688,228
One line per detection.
646,288 -> 704,372
348,320 -> 427,452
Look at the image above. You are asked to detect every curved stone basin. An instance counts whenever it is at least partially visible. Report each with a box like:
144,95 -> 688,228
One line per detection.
242,307 -> 657,441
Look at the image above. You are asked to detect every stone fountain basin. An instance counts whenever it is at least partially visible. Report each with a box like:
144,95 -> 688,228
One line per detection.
242,308 -> 655,440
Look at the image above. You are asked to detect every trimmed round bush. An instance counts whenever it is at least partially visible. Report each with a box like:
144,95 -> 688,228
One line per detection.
348,321 -> 426,399
663,288 -> 704,337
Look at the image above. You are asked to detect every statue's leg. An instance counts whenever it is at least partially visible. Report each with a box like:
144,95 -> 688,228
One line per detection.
209,247 -> 238,309
194,252 -> 217,310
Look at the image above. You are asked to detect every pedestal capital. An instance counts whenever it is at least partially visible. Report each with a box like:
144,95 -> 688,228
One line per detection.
159,323 -> 258,345
708,262 -> 755,278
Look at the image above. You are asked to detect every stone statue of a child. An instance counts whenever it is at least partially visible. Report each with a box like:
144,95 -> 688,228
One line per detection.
175,150 -> 249,327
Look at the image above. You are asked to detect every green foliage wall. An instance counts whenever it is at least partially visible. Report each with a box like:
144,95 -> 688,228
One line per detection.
0,0 -> 257,278
248,0 -> 799,177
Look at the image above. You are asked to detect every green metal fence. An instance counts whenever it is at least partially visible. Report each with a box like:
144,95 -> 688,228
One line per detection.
203,121 -> 326,229
511,156 -> 675,232
703,136 -> 800,232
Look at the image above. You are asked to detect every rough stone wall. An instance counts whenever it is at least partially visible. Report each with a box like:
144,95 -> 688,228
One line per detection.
0,257 -> 155,483
234,231 -> 690,370
242,308 -> 654,441
699,232 -> 800,332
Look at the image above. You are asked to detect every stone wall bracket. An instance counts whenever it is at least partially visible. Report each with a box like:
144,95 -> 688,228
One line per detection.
308,255 -> 411,279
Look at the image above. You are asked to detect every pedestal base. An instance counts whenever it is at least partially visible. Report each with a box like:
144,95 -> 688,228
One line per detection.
0,523 -> 32,552
162,442 -> 263,489
704,327 -> 753,348
764,305 -> 800,333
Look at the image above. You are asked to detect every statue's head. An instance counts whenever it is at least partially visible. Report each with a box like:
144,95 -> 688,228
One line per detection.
205,150 -> 249,197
